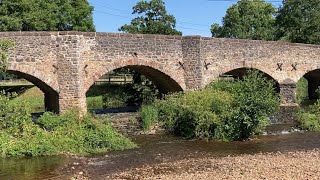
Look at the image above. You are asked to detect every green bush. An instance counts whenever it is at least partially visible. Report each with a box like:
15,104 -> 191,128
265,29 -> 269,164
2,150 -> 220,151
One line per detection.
87,96 -> 104,110
39,112 -> 136,154
102,92 -> 128,108
86,84 -> 129,109
126,74 -> 159,105
141,70 -> 280,141
297,100 -> 320,131
211,70 -> 280,140
140,105 -> 158,130
0,93 -> 136,157
155,90 -> 232,139
296,77 -> 309,103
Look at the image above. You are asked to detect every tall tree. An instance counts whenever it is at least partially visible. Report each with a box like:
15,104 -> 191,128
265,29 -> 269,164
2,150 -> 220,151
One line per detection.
0,0 -> 95,32
211,0 -> 275,40
119,0 -> 181,35
275,0 -> 320,44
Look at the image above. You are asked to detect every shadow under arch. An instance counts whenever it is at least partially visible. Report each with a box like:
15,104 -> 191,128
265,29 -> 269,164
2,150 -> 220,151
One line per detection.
301,69 -> 320,100
123,65 -> 183,94
86,64 -> 184,94
220,67 -> 280,92
6,70 -> 59,113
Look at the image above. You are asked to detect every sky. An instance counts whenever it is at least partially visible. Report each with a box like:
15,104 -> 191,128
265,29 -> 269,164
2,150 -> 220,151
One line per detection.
88,0 -> 282,37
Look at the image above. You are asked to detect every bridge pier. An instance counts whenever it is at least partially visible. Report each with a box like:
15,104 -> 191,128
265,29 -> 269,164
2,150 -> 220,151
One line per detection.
55,34 -> 88,114
58,97 -> 87,114
279,82 -> 297,106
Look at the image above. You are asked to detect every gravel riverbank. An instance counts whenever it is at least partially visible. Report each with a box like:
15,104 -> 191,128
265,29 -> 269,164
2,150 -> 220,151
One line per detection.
68,149 -> 320,179
108,149 -> 320,180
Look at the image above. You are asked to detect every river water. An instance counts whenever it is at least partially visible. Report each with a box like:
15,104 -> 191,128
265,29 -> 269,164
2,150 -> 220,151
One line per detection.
1,131 -> 320,179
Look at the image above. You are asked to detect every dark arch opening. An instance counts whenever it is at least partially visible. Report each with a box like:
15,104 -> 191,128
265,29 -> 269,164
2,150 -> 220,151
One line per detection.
86,65 -> 183,112
3,70 -> 59,113
221,68 -> 280,93
298,69 -> 320,105
124,65 -> 183,93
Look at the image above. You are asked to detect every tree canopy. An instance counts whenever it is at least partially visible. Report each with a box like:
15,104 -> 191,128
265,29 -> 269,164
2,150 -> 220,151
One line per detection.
211,0 -> 276,40
0,0 -> 95,31
275,0 -> 320,44
119,0 -> 182,35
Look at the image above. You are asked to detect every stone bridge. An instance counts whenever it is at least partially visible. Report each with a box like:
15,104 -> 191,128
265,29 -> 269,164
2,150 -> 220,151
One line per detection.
1,31 -> 320,113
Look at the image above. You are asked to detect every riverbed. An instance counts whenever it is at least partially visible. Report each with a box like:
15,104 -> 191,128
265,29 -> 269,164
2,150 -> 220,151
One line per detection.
1,131 -> 320,179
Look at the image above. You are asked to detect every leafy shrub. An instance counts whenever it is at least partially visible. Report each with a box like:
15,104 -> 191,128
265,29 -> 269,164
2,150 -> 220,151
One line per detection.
0,93 -> 136,157
87,96 -> 104,110
296,77 -> 309,103
86,84 -> 128,109
0,94 -> 56,157
102,92 -> 128,108
141,70 -> 280,141
140,105 -> 158,130
40,111 -> 136,154
155,90 -> 233,139
297,100 -> 320,131
208,70 -> 280,140
126,74 -> 159,105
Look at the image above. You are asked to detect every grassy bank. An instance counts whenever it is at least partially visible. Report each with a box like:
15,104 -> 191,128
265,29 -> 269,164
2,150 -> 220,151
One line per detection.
0,94 -> 136,157
0,83 -> 129,112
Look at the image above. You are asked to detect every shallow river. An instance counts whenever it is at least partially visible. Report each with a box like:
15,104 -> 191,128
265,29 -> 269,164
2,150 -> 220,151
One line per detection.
1,132 -> 320,179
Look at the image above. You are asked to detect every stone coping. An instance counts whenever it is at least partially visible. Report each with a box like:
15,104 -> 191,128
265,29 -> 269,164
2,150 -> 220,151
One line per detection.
0,31 -> 319,49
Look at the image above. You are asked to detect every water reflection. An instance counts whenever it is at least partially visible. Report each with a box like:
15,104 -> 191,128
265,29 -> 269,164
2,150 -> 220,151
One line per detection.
0,156 -> 68,180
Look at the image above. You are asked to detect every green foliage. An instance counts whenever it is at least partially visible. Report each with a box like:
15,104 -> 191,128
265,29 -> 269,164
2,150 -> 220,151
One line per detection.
296,77 -> 309,104
275,0 -> 320,44
211,0 -> 276,40
141,70 -> 280,141
209,70 -> 280,140
86,96 -> 104,110
0,39 -> 14,73
119,0 -> 181,35
297,100 -> 320,131
155,90 -> 232,139
0,0 -> 95,31
86,84 -> 129,109
103,92 -> 128,108
9,87 -> 44,112
126,74 -> 159,105
38,112 -> 136,154
140,105 -> 158,130
0,93 -> 136,157
0,94 -> 54,157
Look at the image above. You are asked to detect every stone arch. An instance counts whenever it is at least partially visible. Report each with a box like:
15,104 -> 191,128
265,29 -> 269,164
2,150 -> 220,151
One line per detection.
5,67 -> 59,113
221,67 -> 280,92
7,65 -> 59,92
204,63 -> 280,89
84,59 -> 185,94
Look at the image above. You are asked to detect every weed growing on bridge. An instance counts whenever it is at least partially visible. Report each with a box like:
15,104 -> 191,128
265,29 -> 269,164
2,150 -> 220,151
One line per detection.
0,39 -> 14,73
140,70 -> 280,141
0,94 -> 136,157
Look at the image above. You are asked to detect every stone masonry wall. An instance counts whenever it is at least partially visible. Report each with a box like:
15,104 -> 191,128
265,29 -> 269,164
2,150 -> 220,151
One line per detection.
1,31 -> 320,113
